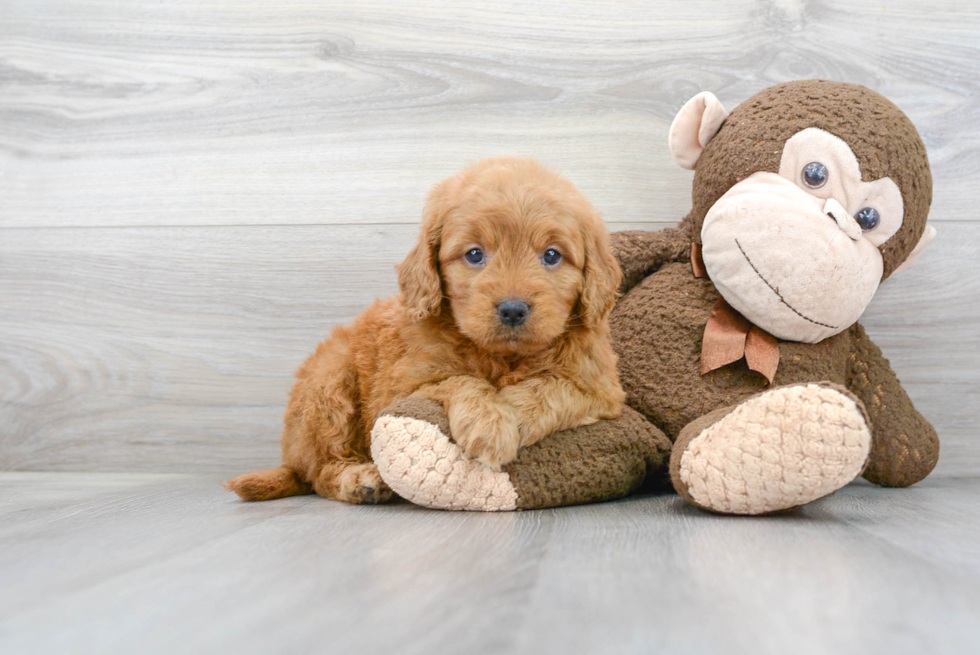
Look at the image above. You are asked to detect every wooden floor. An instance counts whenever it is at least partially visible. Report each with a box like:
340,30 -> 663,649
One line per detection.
1,472 -> 978,654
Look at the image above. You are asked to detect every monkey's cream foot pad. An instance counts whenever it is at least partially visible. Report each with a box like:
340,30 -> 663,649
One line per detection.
371,403 -> 519,512
677,384 -> 872,515
372,398 -> 671,511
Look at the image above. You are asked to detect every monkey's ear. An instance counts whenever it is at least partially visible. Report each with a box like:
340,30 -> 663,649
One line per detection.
891,225 -> 937,276
668,91 -> 728,170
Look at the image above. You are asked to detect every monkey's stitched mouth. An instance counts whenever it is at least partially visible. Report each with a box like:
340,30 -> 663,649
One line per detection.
734,238 -> 837,330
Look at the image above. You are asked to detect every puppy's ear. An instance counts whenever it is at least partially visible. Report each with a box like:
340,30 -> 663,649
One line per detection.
397,179 -> 452,320
577,214 -> 622,329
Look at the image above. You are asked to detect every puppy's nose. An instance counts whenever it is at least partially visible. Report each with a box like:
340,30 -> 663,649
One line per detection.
497,300 -> 529,327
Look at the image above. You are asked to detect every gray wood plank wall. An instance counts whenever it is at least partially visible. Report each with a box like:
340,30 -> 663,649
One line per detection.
2,0 -> 978,475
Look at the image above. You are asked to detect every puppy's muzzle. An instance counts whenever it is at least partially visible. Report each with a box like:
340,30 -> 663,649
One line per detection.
497,299 -> 529,327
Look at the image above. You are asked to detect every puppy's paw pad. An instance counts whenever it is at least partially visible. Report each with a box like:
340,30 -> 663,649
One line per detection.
341,464 -> 393,505
350,481 -> 393,505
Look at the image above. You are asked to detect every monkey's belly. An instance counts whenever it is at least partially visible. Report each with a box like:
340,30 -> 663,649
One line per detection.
609,262 -> 851,441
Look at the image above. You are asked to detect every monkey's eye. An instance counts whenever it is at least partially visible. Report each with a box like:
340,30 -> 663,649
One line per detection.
802,162 -> 829,189
542,248 -> 562,267
854,207 -> 880,231
464,248 -> 485,265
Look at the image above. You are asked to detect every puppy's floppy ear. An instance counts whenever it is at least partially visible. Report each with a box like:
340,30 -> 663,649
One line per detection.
577,213 -> 622,329
397,179 -> 453,320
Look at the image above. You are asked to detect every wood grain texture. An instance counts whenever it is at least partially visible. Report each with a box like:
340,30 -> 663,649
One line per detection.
0,472 -> 978,654
0,0 -> 978,228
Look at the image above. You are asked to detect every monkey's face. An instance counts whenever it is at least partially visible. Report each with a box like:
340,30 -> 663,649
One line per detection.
670,81 -> 935,343
701,128 -> 906,343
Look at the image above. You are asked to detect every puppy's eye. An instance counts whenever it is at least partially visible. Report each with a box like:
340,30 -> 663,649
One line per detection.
464,248 -> 485,265
542,249 -> 562,267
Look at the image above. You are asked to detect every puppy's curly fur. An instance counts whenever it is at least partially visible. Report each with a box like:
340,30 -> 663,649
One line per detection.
225,157 -> 625,504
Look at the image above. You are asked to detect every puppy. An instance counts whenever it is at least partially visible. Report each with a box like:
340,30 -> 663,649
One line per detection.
225,157 -> 625,504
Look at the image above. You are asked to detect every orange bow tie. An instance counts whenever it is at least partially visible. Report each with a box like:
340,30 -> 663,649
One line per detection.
691,243 -> 780,384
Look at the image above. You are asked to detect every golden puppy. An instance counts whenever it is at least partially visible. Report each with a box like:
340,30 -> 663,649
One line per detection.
225,157 -> 625,504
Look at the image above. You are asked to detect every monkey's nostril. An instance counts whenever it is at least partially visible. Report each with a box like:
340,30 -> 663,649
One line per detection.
822,198 -> 862,241
824,199 -> 846,222
497,300 -> 529,327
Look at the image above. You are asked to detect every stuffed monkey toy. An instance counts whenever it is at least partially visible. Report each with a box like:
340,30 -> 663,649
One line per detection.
372,80 -> 939,513
610,79 -> 939,514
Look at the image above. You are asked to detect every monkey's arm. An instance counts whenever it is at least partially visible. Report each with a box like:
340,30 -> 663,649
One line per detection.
846,323 -> 939,487
610,225 -> 693,293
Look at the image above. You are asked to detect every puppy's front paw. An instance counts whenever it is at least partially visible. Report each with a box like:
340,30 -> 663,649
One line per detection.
448,399 -> 520,470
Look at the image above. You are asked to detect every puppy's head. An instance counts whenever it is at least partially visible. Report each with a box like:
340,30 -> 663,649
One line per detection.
398,157 -> 621,355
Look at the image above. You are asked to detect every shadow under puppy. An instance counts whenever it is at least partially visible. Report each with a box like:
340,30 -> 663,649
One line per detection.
226,157 -> 625,504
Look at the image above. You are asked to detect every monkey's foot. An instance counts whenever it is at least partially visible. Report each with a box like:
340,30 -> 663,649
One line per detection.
672,383 -> 872,515
371,398 -> 519,511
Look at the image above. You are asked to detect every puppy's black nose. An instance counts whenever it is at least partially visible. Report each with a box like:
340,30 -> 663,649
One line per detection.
497,300 -> 529,327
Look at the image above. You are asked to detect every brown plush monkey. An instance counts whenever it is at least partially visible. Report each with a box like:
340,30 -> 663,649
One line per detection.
611,79 -> 939,513
371,80 -> 939,514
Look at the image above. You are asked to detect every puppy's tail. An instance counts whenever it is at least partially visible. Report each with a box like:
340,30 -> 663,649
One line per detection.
223,466 -> 312,501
